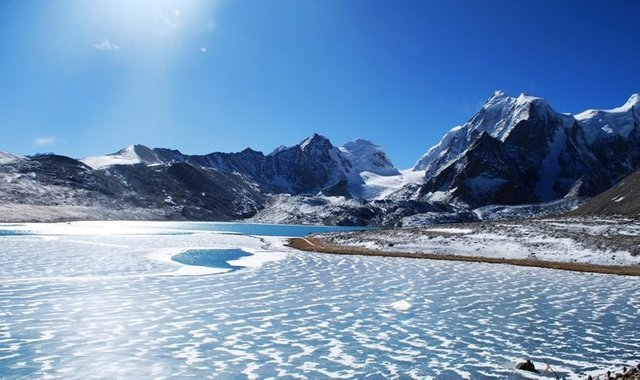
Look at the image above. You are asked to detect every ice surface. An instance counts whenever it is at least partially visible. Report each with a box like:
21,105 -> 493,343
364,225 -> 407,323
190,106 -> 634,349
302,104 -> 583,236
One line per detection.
389,300 -> 412,311
0,222 -> 639,379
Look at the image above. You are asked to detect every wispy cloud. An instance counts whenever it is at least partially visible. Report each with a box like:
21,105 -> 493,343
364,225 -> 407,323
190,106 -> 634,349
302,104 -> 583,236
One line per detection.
200,47 -> 207,53
33,137 -> 58,147
203,20 -> 216,33
94,38 -> 119,50
154,9 -> 183,35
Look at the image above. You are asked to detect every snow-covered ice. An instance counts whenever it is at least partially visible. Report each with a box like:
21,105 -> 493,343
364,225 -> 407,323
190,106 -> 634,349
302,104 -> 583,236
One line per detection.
0,221 -> 639,379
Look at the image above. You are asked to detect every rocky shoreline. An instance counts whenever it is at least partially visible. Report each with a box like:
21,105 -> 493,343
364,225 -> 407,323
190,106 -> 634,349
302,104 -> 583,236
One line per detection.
288,217 -> 640,276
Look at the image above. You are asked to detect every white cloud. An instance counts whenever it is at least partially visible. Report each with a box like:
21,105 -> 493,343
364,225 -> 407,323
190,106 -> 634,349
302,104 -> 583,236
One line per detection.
203,20 -> 216,33
154,8 -> 183,35
33,137 -> 58,147
94,38 -> 119,50
200,47 -> 207,53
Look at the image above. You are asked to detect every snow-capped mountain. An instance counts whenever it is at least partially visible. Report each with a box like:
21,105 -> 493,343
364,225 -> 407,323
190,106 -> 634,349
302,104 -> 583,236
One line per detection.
3,92 -> 639,225
82,145 -> 160,169
0,153 -> 264,222
575,93 -> 640,143
413,92 -> 640,207
81,134 -> 401,198
339,139 -> 398,177
414,91 -> 560,175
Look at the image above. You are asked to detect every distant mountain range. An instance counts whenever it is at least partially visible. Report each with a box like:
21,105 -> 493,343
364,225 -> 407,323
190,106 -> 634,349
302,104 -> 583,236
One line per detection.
0,91 -> 638,224
82,134 -> 398,198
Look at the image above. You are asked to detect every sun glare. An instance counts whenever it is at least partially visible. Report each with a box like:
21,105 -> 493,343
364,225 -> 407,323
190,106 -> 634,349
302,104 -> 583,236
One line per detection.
65,0 -> 218,53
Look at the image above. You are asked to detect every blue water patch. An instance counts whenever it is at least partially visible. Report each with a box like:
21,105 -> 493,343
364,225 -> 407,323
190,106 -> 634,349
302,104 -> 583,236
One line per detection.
0,229 -> 30,236
171,249 -> 253,272
166,222 -> 368,237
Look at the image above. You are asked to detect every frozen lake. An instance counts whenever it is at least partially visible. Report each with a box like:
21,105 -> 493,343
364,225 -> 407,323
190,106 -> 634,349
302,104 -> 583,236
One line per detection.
0,221 -> 638,379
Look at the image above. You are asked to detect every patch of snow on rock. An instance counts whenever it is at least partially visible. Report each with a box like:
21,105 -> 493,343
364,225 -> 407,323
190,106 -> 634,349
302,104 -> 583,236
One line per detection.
0,152 -> 23,164
81,145 -> 141,170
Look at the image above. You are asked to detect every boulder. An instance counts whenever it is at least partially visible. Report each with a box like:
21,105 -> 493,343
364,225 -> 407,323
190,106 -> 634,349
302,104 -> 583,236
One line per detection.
516,360 -> 538,373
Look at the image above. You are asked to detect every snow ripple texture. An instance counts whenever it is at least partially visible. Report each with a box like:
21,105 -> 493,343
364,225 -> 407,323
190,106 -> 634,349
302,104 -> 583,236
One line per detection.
1,227 -> 639,379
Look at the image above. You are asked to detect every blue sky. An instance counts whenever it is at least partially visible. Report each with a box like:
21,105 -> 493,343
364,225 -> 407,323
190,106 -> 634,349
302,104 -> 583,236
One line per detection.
0,0 -> 638,168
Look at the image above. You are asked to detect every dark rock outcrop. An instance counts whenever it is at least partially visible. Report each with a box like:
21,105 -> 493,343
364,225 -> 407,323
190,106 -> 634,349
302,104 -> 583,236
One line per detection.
515,360 -> 538,373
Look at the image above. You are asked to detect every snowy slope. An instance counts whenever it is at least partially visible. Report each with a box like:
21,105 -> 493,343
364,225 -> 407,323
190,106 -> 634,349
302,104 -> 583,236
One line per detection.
81,144 -> 178,170
337,139 -> 405,199
353,169 -> 425,200
0,152 -> 23,165
575,93 -> 640,143
82,145 -> 145,169
339,139 -> 398,177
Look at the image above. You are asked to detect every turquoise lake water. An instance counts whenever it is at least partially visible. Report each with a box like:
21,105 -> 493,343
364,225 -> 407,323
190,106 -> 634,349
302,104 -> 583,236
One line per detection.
172,249 -> 253,271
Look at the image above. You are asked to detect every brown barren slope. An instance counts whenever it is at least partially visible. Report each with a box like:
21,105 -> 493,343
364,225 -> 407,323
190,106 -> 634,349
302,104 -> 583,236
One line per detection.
571,170 -> 640,217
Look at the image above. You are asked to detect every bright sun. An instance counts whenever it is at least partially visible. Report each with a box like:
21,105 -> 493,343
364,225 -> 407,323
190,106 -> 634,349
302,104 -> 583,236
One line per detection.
63,0 -> 217,53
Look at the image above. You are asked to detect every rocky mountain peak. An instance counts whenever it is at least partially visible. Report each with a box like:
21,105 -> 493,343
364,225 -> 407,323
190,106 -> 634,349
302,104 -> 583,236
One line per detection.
413,91 -> 550,174
299,133 -> 333,151
414,92 -> 640,207
339,139 -> 398,177
624,93 -> 640,108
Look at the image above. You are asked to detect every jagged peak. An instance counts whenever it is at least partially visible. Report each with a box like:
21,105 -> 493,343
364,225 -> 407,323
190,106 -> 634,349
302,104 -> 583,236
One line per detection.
483,91 -> 548,109
112,144 -> 144,156
490,90 -> 507,99
516,93 -> 545,105
132,144 -> 155,155
341,138 -> 380,149
268,145 -> 290,156
624,93 -> 640,108
483,90 -> 513,109
240,147 -> 261,155
299,133 -> 333,150
115,144 -> 136,154
267,134 -> 334,156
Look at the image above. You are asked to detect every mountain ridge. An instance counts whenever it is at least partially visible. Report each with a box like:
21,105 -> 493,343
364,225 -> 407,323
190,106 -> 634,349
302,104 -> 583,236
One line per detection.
412,91 -> 640,207
1,91 -> 638,225
81,134 -> 400,199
